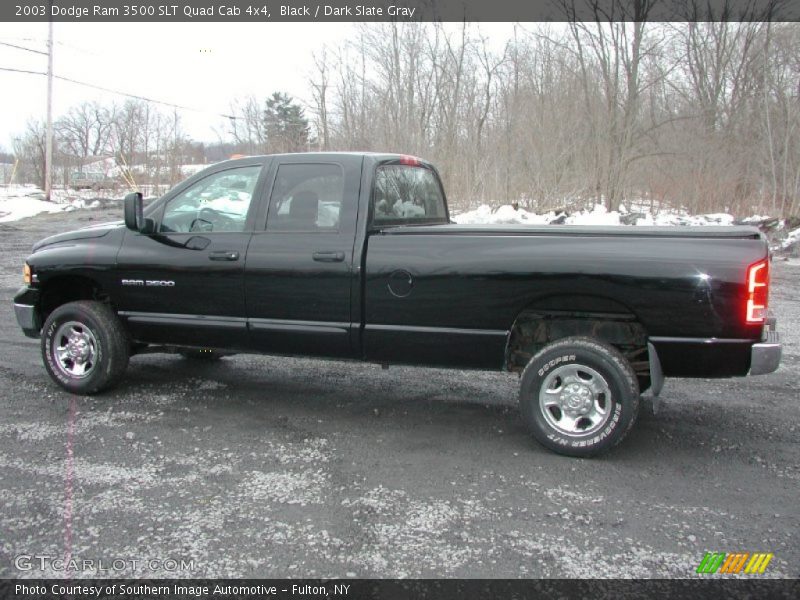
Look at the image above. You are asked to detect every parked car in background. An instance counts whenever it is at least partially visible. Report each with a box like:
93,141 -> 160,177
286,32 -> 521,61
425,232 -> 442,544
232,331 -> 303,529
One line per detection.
70,171 -> 116,191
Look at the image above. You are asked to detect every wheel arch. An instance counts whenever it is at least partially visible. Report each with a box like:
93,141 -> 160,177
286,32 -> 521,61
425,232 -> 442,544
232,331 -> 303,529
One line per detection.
38,274 -> 110,325
505,293 -> 651,388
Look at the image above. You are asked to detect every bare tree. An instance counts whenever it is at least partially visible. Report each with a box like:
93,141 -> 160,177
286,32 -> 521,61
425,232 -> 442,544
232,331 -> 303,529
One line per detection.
55,102 -> 114,162
228,96 -> 267,154
11,19 -> 800,219
310,48 -> 331,150
12,120 -> 48,190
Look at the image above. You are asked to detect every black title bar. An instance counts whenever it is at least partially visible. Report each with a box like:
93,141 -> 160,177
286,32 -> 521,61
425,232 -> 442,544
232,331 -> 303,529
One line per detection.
2,0 -> 799,22
2,578 -> 800,600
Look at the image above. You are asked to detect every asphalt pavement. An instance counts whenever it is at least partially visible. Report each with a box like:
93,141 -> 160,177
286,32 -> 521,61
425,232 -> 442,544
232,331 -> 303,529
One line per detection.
0,207 -> 797,579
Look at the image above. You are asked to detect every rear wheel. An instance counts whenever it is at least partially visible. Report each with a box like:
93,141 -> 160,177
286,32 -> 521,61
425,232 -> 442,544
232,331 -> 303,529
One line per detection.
519,336 -> 639,457
41,301 -> 129,395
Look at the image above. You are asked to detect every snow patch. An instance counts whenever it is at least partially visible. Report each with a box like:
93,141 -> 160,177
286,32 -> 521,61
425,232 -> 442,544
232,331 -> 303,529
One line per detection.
243,469 -> 329,505
268,438 -> 330,465
194,379 -> 227,391
0,455 -> 159,487
567,203 -> 621,226
453,202 -> 738,228
0,186 -> 67,222
781,226 -> 800,251
0,422 -> 64,441
455,203 -> 554,225
341,486 -> 493,576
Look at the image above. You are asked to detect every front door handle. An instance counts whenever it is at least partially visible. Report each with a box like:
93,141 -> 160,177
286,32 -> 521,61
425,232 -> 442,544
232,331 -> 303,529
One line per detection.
209,250 -> 240,261
312,251 -> 345,263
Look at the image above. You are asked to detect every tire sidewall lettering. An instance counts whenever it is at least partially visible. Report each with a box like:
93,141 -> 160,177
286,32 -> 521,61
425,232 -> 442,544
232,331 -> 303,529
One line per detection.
537,354 -> 576,377
544,401 -> 623,448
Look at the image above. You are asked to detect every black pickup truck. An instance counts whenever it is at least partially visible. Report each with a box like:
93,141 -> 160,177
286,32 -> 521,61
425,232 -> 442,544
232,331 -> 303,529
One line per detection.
13,153 -> 782,456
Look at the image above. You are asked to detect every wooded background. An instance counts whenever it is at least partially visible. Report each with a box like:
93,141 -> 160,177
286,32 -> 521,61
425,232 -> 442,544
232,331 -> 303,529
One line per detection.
5,21 -> 800,217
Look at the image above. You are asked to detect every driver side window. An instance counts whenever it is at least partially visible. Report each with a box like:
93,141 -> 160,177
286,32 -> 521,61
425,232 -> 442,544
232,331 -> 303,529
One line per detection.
160,165 -> 262,233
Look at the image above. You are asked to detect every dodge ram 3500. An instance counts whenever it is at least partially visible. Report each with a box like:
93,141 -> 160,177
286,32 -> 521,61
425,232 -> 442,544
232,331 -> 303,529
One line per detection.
13,153 -> 782,456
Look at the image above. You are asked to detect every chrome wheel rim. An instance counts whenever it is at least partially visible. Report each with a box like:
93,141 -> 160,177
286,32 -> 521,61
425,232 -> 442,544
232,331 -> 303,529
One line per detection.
539,364 -> 612,437
53,320 -> 98,379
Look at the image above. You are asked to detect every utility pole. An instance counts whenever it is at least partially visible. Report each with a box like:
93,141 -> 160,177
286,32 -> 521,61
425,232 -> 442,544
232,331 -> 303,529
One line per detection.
45,2 -> 53,201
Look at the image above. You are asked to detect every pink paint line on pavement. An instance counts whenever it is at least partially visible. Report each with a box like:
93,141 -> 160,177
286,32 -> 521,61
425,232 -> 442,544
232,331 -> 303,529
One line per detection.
64,395 -> 76,567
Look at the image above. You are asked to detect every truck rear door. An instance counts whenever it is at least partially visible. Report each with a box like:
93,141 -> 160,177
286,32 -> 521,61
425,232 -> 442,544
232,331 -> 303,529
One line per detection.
244,155 -> 362,357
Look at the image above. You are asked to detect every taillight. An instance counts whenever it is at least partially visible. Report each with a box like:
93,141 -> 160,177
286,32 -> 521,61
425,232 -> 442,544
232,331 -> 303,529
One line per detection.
23,263 -> 31,285
746,259 -> 769,324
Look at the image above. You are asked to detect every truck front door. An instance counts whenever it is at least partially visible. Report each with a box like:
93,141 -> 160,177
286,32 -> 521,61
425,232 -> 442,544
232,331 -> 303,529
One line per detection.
244,156 -> 362,357
115,160 -> 268,348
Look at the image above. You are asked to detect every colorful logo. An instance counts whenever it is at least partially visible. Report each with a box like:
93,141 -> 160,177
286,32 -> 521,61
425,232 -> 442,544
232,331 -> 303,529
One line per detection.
696,552 -> 774,574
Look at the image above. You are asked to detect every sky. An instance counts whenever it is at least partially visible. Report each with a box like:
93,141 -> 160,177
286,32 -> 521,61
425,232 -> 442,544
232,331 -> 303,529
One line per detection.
0,21 -> 519,152
0,22 -> 353,150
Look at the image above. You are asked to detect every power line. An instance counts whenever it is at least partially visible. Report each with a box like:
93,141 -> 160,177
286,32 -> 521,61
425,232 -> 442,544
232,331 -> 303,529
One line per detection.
55,40 -> 103,58
1,38 -> 99,57
0,41 -> 48,56
0,65 -> 237,120
0,66 -> 44,76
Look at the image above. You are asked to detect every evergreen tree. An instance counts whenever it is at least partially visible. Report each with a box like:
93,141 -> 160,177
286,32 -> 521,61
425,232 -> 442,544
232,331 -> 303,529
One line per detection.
264,92 -> 310,153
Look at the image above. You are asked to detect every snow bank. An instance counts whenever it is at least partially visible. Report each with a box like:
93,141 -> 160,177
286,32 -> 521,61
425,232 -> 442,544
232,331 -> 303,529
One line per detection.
781,226 -> 800,252
455,204 -> 556,225
453,203 -> 736,227
566,204 -> 622,226
0,186 -> 68,222
0,185 -> 119,223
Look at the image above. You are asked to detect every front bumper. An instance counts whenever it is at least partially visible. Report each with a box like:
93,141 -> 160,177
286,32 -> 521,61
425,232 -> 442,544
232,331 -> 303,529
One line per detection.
750,328 -> 781,375
13,286 -> 40,338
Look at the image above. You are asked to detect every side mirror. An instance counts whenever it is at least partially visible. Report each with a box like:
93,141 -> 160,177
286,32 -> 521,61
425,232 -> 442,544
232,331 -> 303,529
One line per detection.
124,192 -> 143,231
123,192 -> 154,233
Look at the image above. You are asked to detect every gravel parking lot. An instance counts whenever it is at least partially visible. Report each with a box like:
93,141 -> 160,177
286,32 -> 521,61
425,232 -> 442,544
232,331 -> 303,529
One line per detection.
0,207 -> 797,579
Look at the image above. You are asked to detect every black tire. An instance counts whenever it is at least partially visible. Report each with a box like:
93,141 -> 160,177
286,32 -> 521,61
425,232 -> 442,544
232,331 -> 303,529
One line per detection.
41,300 -> 129,395
179,349 -> 226,361
519,336 -> 640,457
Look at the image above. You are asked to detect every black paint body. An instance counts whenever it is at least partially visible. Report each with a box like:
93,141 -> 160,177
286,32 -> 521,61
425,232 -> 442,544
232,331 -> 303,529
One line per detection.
16,153 -> 769,378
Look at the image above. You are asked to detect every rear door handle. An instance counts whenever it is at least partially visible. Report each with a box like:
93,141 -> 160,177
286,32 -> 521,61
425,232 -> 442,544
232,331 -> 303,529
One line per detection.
312,251 -> 345,263
209,250 -> 240,261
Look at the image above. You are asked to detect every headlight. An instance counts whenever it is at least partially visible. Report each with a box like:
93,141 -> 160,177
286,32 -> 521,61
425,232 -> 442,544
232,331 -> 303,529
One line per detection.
23,263 -> 32,284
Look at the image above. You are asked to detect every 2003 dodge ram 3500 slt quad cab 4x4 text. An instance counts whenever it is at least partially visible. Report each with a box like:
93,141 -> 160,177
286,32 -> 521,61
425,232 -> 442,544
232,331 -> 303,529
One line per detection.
13,153 -> 782,456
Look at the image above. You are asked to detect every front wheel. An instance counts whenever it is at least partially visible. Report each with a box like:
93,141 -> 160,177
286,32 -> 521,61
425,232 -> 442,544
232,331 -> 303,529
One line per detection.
519,336 -> 640,457
41,301 -> 130,395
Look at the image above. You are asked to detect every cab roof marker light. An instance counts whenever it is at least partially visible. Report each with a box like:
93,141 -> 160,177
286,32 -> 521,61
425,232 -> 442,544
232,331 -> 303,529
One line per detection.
399,155 -> 421,166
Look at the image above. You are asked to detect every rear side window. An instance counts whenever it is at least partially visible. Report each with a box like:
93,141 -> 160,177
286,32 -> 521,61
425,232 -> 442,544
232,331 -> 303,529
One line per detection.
267,163 -> 344,232
372,165 -> 448,226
